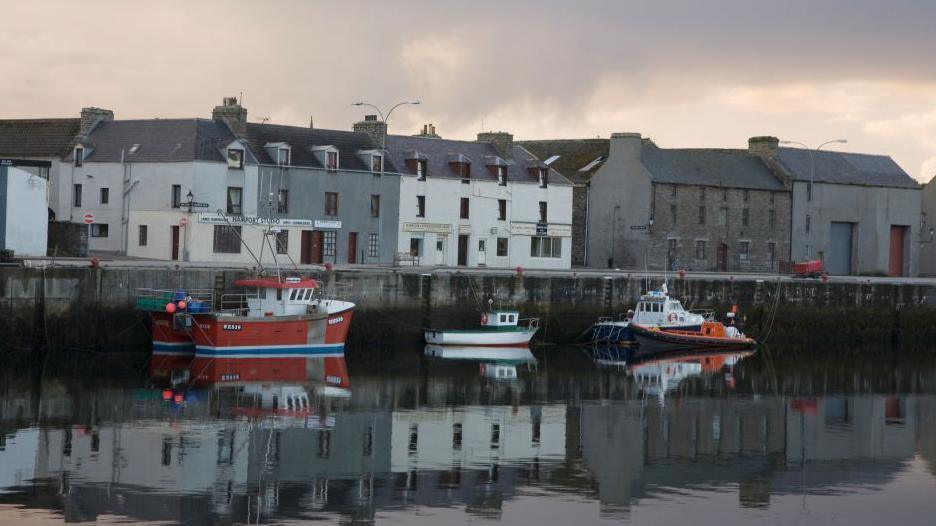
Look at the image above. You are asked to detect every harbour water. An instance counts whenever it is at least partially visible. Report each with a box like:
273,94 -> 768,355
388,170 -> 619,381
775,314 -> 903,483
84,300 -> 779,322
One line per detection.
2,343 -> 936,525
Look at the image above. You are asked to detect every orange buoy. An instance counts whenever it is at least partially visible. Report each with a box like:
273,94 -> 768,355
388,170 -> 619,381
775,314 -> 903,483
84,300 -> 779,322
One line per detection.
165,302 -> 177,313
177,300 -> 187,310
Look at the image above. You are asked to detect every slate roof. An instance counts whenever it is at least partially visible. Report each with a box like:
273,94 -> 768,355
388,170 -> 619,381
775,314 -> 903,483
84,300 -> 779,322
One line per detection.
776,147 -> 918,189
640,141 -> 785,191
245,123 -> 392,172
385,135 -> 571,185
0,118 -> 80,158
519,139 -> 609,183
83,119 -> 254,163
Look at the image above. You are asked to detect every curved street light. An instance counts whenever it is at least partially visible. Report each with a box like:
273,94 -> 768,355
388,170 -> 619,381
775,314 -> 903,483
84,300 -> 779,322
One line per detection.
351,100 -> 420,174
779,138 -> 847,260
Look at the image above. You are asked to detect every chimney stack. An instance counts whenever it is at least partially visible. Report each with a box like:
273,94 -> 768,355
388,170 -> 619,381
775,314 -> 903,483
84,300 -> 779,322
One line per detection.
748,136 -> 779,158
477,131 -> 514,159
415,123 -> 440,138
212,97 -> 248,138
79,107 -> 114,136
609,132 -> 642,160
353,115 -> 388,145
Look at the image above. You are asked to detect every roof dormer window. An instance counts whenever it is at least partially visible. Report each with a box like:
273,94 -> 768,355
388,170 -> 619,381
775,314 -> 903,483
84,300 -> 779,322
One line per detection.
497,166 -> 508,186
74,147 -> 84,167
327,151 -> 338,170
457,162 -> 471,183
539,167 -> 548,188
277,147 -> 291,166
417,159 -> 427,181
371,153 -> 383,173
227,148 -> 244,170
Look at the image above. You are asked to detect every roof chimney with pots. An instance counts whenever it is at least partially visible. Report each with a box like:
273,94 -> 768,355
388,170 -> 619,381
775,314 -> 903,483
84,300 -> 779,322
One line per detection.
748,136 -> 779,158
353,115 -> 387,145
477,131 -> 514,159
415,123 -> 441,138
79,107 -> 114,136
212,97 -> 248,138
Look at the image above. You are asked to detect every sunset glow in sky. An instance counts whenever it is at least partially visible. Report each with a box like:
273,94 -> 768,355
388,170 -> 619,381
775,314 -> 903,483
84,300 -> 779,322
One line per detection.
3,0 -> 935,180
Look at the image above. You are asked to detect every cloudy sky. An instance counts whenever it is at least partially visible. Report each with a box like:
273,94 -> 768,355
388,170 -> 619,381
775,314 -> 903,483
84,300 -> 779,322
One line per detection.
3,0 -> 936,180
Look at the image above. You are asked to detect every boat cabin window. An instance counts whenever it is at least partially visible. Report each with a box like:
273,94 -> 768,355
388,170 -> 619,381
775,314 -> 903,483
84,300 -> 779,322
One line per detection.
500,314 -> 507,322
509,314 -> 515,322
277,289 -> 282,300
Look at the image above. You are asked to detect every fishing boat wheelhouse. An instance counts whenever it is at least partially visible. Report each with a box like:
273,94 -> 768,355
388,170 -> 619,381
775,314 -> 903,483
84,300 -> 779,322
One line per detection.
424,310 -> 539,347
590,283 -> 708,343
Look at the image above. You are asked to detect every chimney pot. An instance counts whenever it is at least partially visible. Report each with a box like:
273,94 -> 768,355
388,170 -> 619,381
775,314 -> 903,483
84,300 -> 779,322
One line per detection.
748,136 -> 779,158
477,131 -> 514,159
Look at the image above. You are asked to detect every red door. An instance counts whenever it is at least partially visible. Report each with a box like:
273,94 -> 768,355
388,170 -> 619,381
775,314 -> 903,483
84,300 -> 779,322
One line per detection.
888,225 -> 906,277
170,226 -> 180,261
300,230 -> 313,264
347,232 -> 358,264
311,231 -> 324,264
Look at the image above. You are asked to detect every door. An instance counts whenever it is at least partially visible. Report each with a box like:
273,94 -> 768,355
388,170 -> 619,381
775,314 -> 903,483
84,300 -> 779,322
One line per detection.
888,225 -> 907,277
170,226 -> 180,261
716,243 -> 728,272
347,232 -> 358,264
435,235 -> 446,265
828,222 -> 853,275
310,231 -> 324,264
457,234 -> 469,266
300,230 -> 313,264
477,238 -> 487,266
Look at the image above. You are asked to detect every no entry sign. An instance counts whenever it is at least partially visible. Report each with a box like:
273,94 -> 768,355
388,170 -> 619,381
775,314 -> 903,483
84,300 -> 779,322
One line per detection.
82,213 -> 94,224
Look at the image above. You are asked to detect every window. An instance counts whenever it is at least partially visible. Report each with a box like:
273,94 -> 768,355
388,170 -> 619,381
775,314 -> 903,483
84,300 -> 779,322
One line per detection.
743,189 -> 750,202
719,207 -> 729,226
695,240 -> 706,259
538,168 -> 548,188
457,162 -> 471,182
414,195 -> 425,218
498,199 -> 507,221
410,237 -> 422,257
327,151 -> 338,170
497,166 -> 507,186
368,233 -> 379,257
323,231 -> 336,257
371,194 -> 380,217
767,242 -> 776,264
277,147 -> 290,166
806,215 -> 811,233
670,204 -> 677,224
671,185 -> 677,199
73,184 -> 82,207
722,189 -> 728,201
700,187 -> 706,201
478,239 -> 485,252
275,230 -> 288,254
277,189 -> 288,214
742,208 -> 750,227
226,187 -> 243,215
531,236 -> 562,258
460,198 -> 469,219
138,225 -> 148,246
171,185 -> 181,209
371,154 -> 382,173
806,182 -> 812,202
698,205 -> 706,225
325,192 -> 338,216
768,209 -> 776,230
739,241 -> 750,260
90,224 -> 108,237
539,201 -> 548,223
99,187 -> 109,204
213,225 -> 242,253
74,148 -> 83,167
496,237 -> 508,256
227,149 -> 244,169
416,159 -> 427,180
770,192 -> 776,205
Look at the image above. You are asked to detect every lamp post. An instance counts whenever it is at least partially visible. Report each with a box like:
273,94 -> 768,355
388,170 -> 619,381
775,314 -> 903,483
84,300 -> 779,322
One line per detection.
779,139 -> 847,260
351,100 -> 420,175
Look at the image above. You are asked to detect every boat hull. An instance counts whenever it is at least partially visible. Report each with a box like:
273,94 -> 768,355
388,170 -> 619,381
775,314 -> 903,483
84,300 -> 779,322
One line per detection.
591,321 -> 701,343
630,324 -> 755,352
424,328 -> 538,346
424,344 -> 536,363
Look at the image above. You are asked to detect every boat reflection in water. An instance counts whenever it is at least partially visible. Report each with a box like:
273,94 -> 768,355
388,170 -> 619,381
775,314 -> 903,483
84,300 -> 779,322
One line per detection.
588,344 -> 753,399
424,344 -> 537,380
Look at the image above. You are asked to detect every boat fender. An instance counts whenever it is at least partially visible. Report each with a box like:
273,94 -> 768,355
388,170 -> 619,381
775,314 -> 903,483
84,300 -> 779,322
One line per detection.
667,312 -> 677,322
481,313 -> 489,325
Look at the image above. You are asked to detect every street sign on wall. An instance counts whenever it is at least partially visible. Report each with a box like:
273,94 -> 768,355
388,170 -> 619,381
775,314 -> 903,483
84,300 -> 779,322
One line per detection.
82,213 -> 94,225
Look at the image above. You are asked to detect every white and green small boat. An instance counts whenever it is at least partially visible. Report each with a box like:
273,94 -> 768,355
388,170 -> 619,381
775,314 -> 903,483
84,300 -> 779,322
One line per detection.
424,311 -> 539,347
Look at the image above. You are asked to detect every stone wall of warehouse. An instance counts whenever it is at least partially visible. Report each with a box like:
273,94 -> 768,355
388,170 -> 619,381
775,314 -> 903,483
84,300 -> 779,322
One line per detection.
0,266 -> 935,352
647,183 -> 793,273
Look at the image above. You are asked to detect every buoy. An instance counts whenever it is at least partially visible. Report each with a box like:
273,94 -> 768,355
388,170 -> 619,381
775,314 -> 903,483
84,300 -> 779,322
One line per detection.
516,266 -> 524,275
89,257 -> 100,268
165,302 -> 177,313
177,300 -> 187,310
820,273 -> 829,283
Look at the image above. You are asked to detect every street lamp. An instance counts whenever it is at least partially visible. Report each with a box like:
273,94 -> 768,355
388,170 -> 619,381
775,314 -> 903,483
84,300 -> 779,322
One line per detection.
351,100 -> 420,175
779,138 -> 847,260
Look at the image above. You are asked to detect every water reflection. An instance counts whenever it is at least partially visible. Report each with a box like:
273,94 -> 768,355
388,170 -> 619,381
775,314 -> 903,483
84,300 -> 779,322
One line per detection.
2,348 -> 936,525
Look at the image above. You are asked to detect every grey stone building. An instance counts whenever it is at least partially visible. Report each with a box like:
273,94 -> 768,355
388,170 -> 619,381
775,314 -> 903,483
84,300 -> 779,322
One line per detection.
240,119 -> 401,265
536,132 -> 791,272
749,136 -> 921,277
919,176 -> 936,276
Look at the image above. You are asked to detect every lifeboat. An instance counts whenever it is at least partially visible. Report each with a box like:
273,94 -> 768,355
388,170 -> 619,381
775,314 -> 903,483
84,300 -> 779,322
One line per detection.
629,320 -> 756,352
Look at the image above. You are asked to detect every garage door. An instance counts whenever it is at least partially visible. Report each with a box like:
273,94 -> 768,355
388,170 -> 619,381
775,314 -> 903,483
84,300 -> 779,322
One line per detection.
828,222 -> 853,275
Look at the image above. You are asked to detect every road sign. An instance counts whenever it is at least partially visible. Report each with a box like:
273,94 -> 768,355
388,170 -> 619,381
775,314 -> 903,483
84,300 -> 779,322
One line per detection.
180,217 -> 188,227
82,213 -> 94,225
629,225 -> 648,230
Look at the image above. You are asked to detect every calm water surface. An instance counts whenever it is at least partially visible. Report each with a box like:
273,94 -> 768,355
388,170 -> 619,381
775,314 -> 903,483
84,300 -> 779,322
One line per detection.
2,344 -> 936,525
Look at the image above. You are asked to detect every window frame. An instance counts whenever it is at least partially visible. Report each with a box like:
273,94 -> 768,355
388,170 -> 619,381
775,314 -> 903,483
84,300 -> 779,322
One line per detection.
138,225 -> 148,246
325,192 -> 339,216
739,241 -> 750,260
370,194 -> 380,218
99,187 -> 109,205
417,195 -> 426,218
277,147 -> 291,166
323,230 -> 337,257
496,237 -> 508,257
226,186 -> 243,215
539,201 -> 548,223
212,225 -> 242,254
275,230 -> 288,254
459,197 -> 469,219
90,223 -> 108,238
227,149 -> 244,170
498,199 -> 507,221
73,183 -> 82,207
416,159 -> 427,180
367,233 -> 379,258
326,150 -> 339,170
74,148 -> 83,167
277,189 -> 288,214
